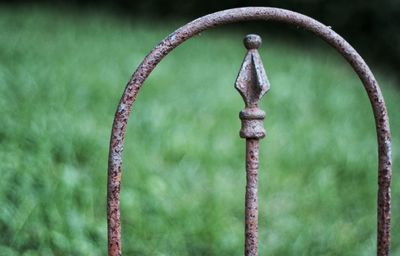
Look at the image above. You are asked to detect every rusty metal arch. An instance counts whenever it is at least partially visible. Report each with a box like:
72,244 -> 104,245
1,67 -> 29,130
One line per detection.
107,7 -> 392,256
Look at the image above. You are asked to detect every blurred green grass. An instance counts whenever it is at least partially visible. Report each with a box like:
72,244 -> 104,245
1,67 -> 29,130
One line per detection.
0,5 -> 399,256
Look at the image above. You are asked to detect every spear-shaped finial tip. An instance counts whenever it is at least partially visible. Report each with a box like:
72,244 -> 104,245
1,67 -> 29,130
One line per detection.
244,34 -> 262,50
235,34 -> 269,107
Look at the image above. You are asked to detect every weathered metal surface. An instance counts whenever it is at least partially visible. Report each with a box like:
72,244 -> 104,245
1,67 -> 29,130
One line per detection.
235,34 -> 269,256
107,7 -> 392,256
236,34 -> 270,108
245,138 -> 260,256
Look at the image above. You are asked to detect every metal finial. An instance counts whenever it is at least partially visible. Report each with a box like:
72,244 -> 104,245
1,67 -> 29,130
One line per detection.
235,35 -> 270,108
235,34 -> 270,139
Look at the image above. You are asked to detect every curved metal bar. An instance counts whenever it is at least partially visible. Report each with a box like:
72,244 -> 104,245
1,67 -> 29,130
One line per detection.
107,7 -> 392,256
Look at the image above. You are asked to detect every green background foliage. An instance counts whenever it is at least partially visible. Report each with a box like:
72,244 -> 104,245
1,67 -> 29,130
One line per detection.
0,6 -> 399,255
5,0 -> 398,73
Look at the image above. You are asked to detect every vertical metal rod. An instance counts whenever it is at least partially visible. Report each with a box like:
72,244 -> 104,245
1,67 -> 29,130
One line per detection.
245,138 -> 260,255
235,34 -> 270,256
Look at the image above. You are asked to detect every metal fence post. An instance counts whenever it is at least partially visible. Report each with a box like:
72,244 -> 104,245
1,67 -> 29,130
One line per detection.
235,34 -> 270,256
